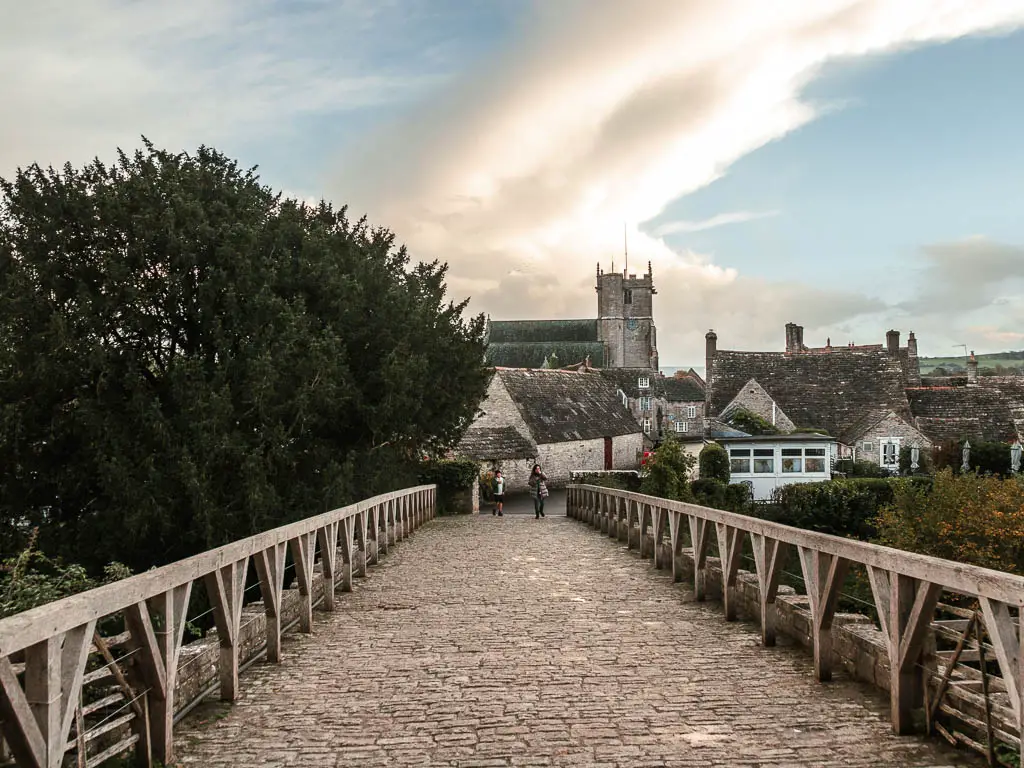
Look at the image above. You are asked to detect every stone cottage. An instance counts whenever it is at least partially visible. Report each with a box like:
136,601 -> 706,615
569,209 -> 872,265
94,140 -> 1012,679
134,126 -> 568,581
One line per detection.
598,368 -> 705,448
456,368 -> 644,489
705,326 -> 1024,470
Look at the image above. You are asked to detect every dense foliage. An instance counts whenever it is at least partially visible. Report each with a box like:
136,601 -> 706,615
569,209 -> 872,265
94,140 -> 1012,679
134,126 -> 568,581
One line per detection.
754,478 -> 896,539
876,470 -> 1024,574
0,530 -> 130,618
698,443 -> 730,483
725,408 -> 779,436
0,140 -> 491,572
833,459 -> 892,478
933,439 -> 1012,477
640,439 -> 695,502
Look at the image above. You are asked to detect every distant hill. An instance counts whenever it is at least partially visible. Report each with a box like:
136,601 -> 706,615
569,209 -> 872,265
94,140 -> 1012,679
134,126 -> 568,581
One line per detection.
919,350 -> 1024,376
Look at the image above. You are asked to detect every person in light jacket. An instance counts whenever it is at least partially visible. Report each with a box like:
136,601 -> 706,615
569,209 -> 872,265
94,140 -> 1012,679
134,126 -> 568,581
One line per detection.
492,470 -> 505,517
528,464 -> 548,519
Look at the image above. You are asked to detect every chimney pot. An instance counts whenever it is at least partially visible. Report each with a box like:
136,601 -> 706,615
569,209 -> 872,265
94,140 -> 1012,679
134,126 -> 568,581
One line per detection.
886,329 -> 900,354
967,350 -> 979,385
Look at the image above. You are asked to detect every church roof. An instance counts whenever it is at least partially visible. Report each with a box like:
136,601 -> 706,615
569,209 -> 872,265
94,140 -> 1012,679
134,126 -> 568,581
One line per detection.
485,319 -> 605,369
486,341 -> 605,369
497,369 -> 640,444
455,425 -> 537,460
707,348 -> 911,439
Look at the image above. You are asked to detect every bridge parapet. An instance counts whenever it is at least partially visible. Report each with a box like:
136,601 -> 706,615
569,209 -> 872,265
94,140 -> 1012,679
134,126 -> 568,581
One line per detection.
568,484 -> 1024,755
0,484 -> 436,768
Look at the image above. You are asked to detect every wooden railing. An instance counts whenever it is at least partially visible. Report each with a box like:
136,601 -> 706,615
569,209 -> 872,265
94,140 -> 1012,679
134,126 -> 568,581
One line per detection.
567,484 -> 1024,748
0,484 -> 436,768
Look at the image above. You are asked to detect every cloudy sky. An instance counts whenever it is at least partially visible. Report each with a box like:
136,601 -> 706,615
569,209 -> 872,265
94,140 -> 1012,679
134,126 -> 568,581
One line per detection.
4,1 -> 1024,367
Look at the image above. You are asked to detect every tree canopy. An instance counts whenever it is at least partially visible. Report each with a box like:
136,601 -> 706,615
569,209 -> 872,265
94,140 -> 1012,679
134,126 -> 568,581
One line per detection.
0,140 -> 491,571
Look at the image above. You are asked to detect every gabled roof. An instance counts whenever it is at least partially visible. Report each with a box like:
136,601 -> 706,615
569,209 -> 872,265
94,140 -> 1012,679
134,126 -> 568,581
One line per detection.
907,381 -> 1024,443
498,369 -> 641,444
707,348 -> 911,438
598,369 -> 705,401
455,425 -> 537,460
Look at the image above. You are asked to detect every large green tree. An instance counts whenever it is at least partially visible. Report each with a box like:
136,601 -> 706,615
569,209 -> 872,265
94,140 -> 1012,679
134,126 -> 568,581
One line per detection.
0,140 -> 490,571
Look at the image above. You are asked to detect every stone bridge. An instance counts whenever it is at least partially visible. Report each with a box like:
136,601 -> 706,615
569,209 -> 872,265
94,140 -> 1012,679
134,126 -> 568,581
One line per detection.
0,485 -> 1021,767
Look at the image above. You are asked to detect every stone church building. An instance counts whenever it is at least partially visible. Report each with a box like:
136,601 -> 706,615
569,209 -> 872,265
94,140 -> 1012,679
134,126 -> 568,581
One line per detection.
484,262 -> 658,371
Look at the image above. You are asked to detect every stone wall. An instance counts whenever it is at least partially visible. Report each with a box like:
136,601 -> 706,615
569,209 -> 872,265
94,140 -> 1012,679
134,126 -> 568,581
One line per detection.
721,379 -> 796,432
539,433 -> 642,487
853,412 -> 930,466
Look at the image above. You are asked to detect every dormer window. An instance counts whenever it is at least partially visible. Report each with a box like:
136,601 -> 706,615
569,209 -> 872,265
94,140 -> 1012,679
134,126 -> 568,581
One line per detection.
638,376 -> 650,389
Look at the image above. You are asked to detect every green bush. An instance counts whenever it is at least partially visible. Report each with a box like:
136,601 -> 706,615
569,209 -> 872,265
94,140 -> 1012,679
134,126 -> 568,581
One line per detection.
419,458 -> 480,515
833,459 -> 891,478
574,472 -> 641,492
1,531 -> 131,618
691,478 -> 727,508
726,408 -> 779,436
755,479 -> 895,540
723,482 -> 753,513
698,443 -> 730,483
640,439 -> 695,502
932,438 -> 1013,476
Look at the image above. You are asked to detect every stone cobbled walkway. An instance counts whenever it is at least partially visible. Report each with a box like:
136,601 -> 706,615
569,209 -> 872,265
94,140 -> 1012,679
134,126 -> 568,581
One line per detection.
174,515 -> 977,767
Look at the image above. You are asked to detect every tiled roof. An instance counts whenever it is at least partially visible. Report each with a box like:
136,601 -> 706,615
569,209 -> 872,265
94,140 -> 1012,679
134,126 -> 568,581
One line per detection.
598,369 -> 705,401
455,425 -> 537,460
487,319 -> 599,343
498,369 -> 641,444
485,341 -> 605,369
707,348 -> 911,439
907,382 -> 1024,443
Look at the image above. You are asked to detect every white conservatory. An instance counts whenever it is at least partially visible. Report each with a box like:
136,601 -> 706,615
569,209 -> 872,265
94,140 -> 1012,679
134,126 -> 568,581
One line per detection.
717,434 -> 837,501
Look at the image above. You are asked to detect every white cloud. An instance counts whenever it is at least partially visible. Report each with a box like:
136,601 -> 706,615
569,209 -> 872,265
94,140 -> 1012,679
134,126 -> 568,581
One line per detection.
652,211 -> 780,236
333,0 -> 1024,364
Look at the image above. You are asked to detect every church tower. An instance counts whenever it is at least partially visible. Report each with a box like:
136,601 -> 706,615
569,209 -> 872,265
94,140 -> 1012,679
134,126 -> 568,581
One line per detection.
596,261 -> 658,370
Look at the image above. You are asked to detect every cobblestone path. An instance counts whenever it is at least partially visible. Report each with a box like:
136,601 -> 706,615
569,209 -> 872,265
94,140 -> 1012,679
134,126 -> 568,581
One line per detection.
174,515 -> 976,767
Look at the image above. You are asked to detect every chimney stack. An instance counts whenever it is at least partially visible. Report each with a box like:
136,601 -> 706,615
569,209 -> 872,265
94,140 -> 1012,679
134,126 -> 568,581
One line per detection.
705,329 -> 718,396
967,351 -> 979,386
886,329 -> 900,354
906,332 -> 921,385
785,323 -> 804,353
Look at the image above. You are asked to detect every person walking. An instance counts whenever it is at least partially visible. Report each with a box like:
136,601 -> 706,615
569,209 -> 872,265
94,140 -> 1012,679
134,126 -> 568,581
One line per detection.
492,470 -> 505,517
528,464 -> 548,519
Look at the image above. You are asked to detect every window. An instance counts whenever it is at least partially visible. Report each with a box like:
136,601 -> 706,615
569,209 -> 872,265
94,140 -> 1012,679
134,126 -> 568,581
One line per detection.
753,448 -> 774,473
640,396 -> 652,411
687,405 -> 697,419
805,447 -> 826,473
675,421 -> 688,433
623,289 -> 633,304
642,418 -> 652,433
638,376 -> 650,389
730,448 -> 751,474
861,441 -> 874,454
881,440 -> 899,467
781,448 -> 802,473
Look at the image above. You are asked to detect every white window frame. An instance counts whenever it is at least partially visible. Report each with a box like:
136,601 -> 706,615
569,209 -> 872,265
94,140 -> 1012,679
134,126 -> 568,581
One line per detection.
675,421 -> 688,433
638,376 -> 650,390
640,396 -> 652,412
880,438 -> 901,469
642,418 -> 652,433
686,405 -> 697,419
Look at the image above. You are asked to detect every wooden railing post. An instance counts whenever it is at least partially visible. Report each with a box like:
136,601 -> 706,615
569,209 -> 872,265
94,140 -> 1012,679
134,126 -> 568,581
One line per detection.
254,542 -> 286,662
353,511 -> 369,578
751,534 -> 785,646
338,517 -> 356,593
688,515 -> 712,601
798,548 -> 849,682
715,524 -> 745,621
317,523 -> 340,610
204,557 -> 249,700
289,533 -> 315,634
668,510 -> 685,583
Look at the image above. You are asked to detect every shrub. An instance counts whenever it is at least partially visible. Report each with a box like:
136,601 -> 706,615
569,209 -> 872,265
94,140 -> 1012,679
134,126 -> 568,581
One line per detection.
756,479 -> 894,540
933,439 -> 1013,476
698,443 -> 730,483
875,470 -> 1024,573
1,530 -> 131,618
723,482 -> 753,513
833,459 -> 891,478
574,472 -> 641,492
640,439 -> 695,502
419,458 -> 480,515
691,478 -> 727,508
726,408 -> 779,436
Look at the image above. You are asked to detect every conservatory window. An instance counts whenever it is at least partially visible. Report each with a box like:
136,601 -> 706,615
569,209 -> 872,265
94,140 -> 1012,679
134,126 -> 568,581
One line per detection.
730,448 -> 751,474
753,448 -> 774,473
